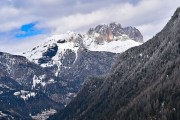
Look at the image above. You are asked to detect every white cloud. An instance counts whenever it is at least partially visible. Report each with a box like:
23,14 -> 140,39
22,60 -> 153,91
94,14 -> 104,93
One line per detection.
38,0 -> 180,37
0,0 -> 179,53
0,34 -> 48,54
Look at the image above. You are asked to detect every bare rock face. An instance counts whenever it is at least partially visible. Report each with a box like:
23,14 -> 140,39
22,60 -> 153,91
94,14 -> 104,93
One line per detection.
123,26 -> 143,42
38,43 -> 58,64
87,22 -> 143,42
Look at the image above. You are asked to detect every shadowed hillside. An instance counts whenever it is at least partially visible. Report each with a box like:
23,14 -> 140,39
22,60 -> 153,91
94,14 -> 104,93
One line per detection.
50,7 -> 180,120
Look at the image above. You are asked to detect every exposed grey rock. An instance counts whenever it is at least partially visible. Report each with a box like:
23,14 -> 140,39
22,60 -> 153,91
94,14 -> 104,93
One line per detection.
57,39 -> 66,43
38,43 -> 58,64
123,26 -> 143,42
87,22 -> 143,42
61,49 -> 76,66
59,49 -> 118,84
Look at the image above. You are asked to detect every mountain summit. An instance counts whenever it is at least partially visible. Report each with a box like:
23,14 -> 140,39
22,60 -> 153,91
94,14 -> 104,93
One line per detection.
87,22 -> 143,42
0,23 -> 143,119
50,7 -> 180,120
19,23 -> 142,106
22,23 -> 142,68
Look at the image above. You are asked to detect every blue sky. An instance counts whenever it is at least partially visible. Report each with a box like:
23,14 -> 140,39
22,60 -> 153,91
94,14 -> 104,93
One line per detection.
0,0 -> 179,53
15,22 -> 44,38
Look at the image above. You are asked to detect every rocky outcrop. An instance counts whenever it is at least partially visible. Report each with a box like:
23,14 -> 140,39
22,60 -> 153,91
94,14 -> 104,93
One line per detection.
38,43 -> 58,64
123,26 -> 143,42
87,22 -> 143,42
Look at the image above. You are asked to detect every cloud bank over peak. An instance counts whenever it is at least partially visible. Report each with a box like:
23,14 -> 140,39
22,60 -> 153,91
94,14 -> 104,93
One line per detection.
0,0 -> 179,54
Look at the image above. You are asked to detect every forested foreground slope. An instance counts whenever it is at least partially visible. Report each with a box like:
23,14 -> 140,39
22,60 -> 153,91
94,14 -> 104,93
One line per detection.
50,7 -> 180,120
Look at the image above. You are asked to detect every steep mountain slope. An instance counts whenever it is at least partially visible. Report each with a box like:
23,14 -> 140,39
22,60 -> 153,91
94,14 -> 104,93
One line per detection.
22,23 -> 142,68
20,23 -> 142,90
19,23 -> 142,105
0,51 -> 116,119
0,52 -> 63,119
0,23 -> 143,119
50,7 -> 180,120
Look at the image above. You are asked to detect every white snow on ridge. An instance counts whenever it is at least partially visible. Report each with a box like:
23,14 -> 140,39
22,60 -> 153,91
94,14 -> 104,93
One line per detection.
84,39 -> 141,53
83,34 -> 142,53
32,75 -> 57,88
22,31 -> 80,68
13,90 -> 36,101
31,109 -> 56,120
21,31 -> 142,69
0,111 -> 8,117
32,75 -> 46,89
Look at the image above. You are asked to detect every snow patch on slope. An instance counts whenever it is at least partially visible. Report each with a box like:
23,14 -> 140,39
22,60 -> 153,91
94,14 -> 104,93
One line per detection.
22,31 -> 80,69
87,40 -> 141,53
21,31 -> 142,70
83,34 -> 142,53
13,90 -> 36,101
0,111 -> 8,117
32,75 -> 46,89
31,109 -> 56,120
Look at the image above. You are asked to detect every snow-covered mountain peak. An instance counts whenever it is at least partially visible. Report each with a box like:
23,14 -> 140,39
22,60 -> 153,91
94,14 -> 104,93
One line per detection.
43,31 -> 81,43
83,34 -> 141,53
22,31 -> 82,68
21,23 -> 143,69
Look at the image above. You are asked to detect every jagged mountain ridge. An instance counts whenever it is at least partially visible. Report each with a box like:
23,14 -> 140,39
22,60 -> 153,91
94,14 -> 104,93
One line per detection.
87,22 -> 143,42
22,31 -> 141,76
0,23 -> 143,119
50,7 -> 180,120
19,23 -> 142,105
22,23 -> 143,68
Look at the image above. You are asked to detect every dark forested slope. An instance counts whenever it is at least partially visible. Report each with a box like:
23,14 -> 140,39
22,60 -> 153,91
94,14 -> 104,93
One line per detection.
50,7 -> 180,120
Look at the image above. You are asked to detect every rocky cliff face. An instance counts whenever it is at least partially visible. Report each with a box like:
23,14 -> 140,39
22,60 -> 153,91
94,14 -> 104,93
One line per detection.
87,22 -> 143,42
123,26 -> 143,42
50,7 -> 180,120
